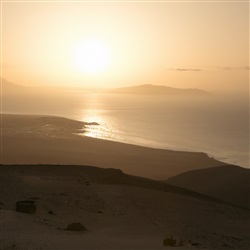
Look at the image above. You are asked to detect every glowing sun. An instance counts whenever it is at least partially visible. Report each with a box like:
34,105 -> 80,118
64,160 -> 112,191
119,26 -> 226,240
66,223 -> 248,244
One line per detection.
72,39 -> 110,74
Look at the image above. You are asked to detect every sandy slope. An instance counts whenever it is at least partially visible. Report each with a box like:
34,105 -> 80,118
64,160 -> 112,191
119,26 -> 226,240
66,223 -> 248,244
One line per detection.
167,165 -> 250,209
1,165 -> 249,250
1,114 -> 226,179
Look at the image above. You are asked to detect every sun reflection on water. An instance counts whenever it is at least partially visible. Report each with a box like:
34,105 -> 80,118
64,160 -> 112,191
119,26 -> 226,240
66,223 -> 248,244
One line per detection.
80,109 -> 120,141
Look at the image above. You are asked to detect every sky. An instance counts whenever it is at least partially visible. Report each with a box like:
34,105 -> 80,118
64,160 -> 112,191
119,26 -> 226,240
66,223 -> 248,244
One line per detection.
1,0 -> 249,94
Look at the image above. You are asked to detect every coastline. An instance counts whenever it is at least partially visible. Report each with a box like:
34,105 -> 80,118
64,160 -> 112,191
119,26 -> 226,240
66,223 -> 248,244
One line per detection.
83,121 -> 248,169
1,113 -> 229,179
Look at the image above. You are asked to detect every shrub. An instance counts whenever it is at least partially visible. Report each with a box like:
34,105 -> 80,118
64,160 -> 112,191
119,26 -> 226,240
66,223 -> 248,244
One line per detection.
16,200 -> 36,214
65,222 -> 87,231
163,236 -> 177,247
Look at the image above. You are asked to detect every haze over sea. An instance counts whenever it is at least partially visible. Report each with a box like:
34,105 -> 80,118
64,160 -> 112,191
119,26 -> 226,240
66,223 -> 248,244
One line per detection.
15,92 -> 247,168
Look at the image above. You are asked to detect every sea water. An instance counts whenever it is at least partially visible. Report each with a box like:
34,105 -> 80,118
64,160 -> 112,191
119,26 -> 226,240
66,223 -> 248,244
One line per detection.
4,92 -> 249,168
60,93 -> 249,168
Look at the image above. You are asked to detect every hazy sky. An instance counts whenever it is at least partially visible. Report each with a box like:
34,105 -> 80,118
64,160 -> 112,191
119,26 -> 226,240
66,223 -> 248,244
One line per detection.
1,0 -> 249,93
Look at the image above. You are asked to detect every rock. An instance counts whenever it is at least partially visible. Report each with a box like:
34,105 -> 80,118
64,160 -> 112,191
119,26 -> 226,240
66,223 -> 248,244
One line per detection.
163,236 -> 177,247
16,200 -> 36,214
48,210 -> 55,215
65,222 -> 87,231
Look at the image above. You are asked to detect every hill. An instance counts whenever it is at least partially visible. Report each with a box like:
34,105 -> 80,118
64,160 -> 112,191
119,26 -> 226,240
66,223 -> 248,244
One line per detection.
0,164 -> 249,249
167,165 -> 250,209
110,84 -> 208,95
1,78 -> 83,114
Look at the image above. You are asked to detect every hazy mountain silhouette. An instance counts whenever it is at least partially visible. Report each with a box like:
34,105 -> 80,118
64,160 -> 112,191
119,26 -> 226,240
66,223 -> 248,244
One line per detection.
1,78 -> 83,114
2,78 -> 28,93
167,165 -> 250,209
110,84 -> 208,95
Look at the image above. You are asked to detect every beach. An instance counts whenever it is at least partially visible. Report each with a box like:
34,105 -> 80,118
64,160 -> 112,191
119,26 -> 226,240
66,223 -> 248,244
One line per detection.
1,114 -> 227,179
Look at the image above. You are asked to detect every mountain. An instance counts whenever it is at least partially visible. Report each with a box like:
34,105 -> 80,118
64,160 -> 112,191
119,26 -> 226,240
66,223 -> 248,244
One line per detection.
1,78 -> 83,114
0,164 -> 223,203
167,165 -> 250,209
2,78 -> 28,93
110,84 -> 208,95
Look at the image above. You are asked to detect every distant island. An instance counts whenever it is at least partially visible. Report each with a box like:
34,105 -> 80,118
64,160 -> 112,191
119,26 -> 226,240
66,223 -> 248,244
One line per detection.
110,84 -> 208,96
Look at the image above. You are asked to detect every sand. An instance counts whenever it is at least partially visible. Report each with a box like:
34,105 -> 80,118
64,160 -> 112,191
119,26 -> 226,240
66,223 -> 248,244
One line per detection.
167,165 -> 250,209
1,114 -> 227,179
1,164 -> 249,250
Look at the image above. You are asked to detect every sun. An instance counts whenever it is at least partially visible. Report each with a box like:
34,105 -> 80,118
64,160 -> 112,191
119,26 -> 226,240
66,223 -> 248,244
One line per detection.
72,39 -> 110,74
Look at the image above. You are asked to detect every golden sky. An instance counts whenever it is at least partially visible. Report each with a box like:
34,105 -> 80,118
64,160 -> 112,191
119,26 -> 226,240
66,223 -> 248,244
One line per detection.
1,0 -> 249,93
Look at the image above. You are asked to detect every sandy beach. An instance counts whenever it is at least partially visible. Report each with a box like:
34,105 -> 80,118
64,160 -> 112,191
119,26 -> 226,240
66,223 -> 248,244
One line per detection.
1,114 -> 227,179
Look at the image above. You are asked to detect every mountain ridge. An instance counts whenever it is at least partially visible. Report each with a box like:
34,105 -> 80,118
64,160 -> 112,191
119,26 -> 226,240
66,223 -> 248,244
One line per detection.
110,84 -> 208,95
0,164 -> 245,209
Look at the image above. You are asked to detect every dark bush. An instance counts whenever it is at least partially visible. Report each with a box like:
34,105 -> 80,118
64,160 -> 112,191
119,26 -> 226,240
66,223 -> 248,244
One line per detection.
16,200 -> 36,214
48,210 -> 55,215
65,222 -> 87,231
163,236 -> 177,247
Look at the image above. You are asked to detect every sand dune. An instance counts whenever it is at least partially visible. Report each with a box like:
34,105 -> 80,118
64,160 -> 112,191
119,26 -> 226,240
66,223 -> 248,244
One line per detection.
1,114 -> 226,179
167,165 -> 250,209
1,164 -> 249,249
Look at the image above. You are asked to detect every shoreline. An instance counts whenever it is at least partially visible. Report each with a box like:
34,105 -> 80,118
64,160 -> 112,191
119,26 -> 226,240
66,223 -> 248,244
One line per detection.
83,123 -> 248,169
83,131 -> 242,169
1,113 -> 230,179
2,111 -> 247,169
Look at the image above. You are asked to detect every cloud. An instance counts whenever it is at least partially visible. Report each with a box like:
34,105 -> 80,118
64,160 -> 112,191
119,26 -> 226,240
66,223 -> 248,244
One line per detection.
166,66 -> 250,72
167,68 -> 202,72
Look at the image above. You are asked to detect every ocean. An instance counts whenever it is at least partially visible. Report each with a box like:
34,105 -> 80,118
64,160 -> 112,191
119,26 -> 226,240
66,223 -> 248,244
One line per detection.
55,93 -> 249,168
4,92 -> 249,168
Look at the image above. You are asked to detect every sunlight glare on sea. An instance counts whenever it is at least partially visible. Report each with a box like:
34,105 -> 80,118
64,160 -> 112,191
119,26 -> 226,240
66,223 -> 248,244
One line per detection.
78,94 -> 121,141
73,93 -> 249,168
80,109 -> 113,139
